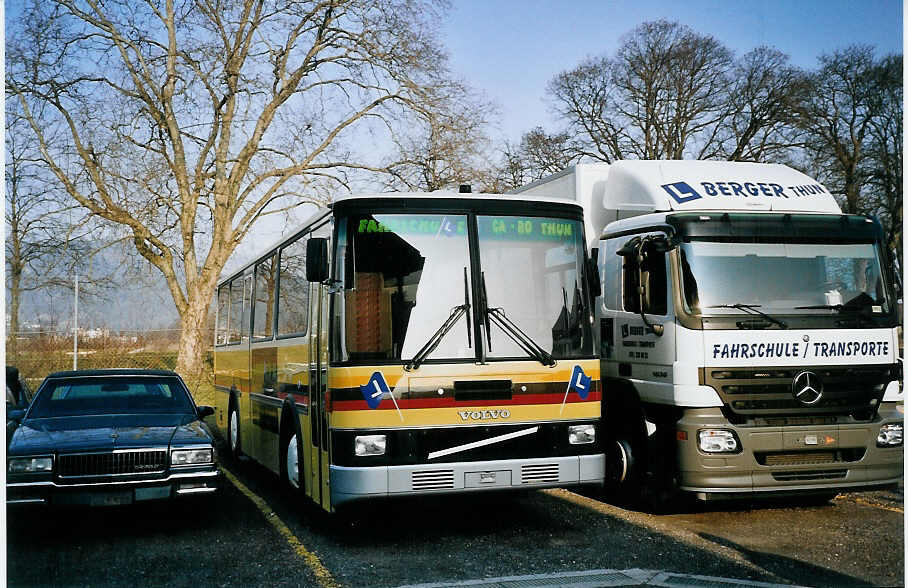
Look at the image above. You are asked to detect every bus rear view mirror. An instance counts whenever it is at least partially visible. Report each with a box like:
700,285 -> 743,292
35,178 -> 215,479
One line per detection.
306,237 -> 329,283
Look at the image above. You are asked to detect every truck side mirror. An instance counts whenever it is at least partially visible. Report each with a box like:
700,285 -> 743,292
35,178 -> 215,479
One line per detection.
588,248 -> 602,297
306,238 -> 329,283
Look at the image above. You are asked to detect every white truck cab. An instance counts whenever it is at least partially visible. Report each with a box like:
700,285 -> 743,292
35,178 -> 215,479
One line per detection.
516,160 -> 903,505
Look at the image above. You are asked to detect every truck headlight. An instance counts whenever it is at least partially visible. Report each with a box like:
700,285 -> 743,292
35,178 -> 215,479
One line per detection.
877,423 -> 903,447
171,448 -> 214,465
8,456 -> 53,473
568,424 -> 596,445
698,429 -> 740,453
354,435 -> 386,456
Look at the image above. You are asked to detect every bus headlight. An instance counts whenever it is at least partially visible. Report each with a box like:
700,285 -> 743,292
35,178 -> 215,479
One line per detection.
355,435 -> 387,456
568,424 -> 596,445
877,423 -> 903,447
698,429 -> 740,453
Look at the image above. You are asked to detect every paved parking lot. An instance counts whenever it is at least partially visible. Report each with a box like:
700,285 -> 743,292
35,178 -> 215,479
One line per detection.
6,452 -> 903,588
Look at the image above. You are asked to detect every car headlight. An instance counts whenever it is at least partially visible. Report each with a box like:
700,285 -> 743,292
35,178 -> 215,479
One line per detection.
877,423 -> 903,447
171,448 -> 214,466
568,424 -> 596,445
698,429 -> 740,453
354,435 -> 386,456
8,456 -> 53,473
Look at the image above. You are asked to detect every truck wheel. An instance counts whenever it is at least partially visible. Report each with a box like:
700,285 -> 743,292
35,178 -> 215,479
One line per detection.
605,437 -> 642,504
228,406 -> 243,459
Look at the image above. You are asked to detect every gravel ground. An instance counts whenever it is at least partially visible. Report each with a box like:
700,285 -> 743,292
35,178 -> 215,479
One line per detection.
6,451 -> 903,588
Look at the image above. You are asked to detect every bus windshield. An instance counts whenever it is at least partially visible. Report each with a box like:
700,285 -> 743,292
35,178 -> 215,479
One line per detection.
335,212 -> 591,364
679,241 -> 891,316
478,215 -> 590,360
339,214 -> 473,363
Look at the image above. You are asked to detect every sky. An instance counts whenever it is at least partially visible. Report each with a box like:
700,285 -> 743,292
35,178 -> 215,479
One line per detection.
441,0 -> 904,143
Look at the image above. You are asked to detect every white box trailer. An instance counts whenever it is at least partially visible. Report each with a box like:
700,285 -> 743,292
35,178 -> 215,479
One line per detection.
515,160 -> 903,506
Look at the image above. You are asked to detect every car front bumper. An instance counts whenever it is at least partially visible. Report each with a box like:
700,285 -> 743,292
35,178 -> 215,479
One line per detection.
7,469 -> 219,506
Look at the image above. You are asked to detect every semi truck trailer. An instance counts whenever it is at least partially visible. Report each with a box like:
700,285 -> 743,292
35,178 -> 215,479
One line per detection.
515,160 -> 903,506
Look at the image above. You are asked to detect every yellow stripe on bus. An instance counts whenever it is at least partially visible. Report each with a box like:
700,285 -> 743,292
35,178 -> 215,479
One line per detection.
330,401 -> 600,428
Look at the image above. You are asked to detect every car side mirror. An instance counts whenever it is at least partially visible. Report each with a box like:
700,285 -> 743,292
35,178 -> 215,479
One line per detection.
197,405 -> 215,419
8,408 -> 26,423
306,237 -> 329,283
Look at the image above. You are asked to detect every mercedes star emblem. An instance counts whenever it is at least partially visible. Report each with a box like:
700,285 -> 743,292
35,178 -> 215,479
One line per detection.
792,371 -> 823,405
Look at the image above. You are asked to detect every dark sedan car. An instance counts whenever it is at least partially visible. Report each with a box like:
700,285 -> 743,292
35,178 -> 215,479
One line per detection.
7,369 -> 218,506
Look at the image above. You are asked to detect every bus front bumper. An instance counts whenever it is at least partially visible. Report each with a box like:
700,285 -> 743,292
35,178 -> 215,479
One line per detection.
330,454 -> 604,506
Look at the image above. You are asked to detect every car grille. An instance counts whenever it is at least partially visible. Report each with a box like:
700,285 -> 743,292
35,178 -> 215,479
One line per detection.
701,365 -> 892,417
58,450 -> 168,478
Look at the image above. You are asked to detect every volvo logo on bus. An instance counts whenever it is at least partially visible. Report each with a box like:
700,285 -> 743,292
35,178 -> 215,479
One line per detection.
458,409 -> 511,421
792,371 -> 823,406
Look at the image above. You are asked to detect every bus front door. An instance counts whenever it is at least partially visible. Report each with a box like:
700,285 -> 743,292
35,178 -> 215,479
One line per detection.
308,281 -> 331,510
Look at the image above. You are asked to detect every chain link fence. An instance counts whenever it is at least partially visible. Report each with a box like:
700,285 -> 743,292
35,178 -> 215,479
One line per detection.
6,329 -> 215,405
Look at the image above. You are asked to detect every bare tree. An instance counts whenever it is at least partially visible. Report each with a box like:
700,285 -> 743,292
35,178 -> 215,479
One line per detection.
7,0 -> 466,384
384,81 -> 496,192
544,21 -> 806,164
713,47 -> 809,162
863,54 -> 902,268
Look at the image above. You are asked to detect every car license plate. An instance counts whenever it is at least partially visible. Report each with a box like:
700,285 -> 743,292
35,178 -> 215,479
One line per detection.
135,486 -> 171,501
91,491 -> 133,506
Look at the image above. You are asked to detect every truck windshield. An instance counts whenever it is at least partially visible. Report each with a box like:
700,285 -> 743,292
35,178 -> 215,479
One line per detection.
679,241 -> 891,316
478,215 -> 591,360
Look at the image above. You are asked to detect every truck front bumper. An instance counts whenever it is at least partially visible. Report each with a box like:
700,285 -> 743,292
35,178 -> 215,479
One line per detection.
675,405 -> 903,499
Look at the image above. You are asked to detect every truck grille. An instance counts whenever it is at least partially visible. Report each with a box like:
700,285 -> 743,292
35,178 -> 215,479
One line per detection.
756,449 -> 865,466
702,365 -> 892,417
772,469 -> 847,482
58,450 -> 168,478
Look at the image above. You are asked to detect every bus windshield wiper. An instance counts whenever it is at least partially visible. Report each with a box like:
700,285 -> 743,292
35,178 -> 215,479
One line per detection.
404,267 -> 472,371
482,272 -> 556,367
708,303 -> 788,329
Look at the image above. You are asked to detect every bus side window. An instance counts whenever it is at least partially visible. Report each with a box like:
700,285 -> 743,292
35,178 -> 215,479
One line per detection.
242,276 -> 253,343
622,237 -> 668,316
253,255 -> 277,340
216,285 -> 229,345
278,237 -> 309,336
228,279 -> 244,344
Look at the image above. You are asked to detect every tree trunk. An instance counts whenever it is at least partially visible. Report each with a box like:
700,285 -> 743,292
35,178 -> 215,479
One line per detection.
175,293 -> 213,395
8,268 -> 22,363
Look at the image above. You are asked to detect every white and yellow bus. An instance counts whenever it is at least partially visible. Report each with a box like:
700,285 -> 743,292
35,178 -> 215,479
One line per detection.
213,192 -> 604,511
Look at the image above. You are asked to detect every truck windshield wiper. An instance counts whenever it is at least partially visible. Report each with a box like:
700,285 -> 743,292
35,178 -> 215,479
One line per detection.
481,272 -> 556,367
404,267 -> 472,371
708,303 -> 788,329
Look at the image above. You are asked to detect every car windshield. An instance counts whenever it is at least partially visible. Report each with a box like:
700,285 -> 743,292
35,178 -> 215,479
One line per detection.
28,376 -> 196,418
679,241 -> 891,316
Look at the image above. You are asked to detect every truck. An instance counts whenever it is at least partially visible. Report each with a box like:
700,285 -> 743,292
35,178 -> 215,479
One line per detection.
515,160 -> 903,506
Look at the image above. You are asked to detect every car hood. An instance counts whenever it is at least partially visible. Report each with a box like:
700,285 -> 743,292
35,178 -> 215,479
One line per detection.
9,413 -> 212,455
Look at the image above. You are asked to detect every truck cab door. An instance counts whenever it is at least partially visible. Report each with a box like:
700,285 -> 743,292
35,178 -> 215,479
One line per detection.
611,233 -> 676,403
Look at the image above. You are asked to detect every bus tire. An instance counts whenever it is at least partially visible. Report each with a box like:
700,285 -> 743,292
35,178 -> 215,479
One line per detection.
228,402 -> 243,460
280,406 -> 303,493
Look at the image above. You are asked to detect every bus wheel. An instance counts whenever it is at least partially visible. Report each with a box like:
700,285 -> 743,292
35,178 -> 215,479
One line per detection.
284,434 -> 300,490
228,406 -> 243,459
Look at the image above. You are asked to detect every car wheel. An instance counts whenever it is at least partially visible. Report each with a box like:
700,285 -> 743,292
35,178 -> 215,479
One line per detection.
228,407 -> 242,459
285,433 -> 300,490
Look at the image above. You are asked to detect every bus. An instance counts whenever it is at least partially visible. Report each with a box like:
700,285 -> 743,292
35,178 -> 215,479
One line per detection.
213,192 -> 604,511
